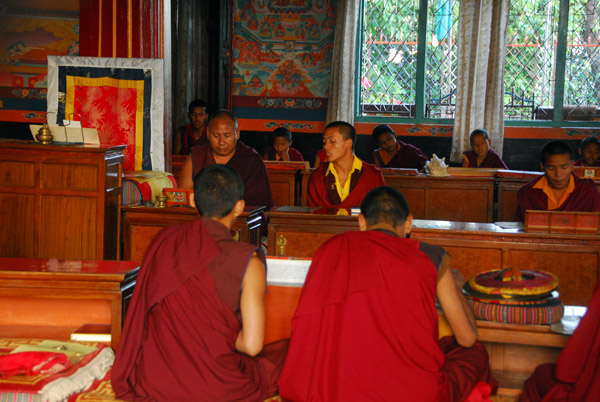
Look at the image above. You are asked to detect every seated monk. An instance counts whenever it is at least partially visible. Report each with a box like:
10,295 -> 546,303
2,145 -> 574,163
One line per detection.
518,280 -> 600,401
307,121 -> 385,209
178,109 -> 274,210
574,136 -> 600,167
515,140 -> 600,222
372,123 -> 429,169
112,165 -> 289,401
279,186 -> 497,401
462,129 -> 508,169
173,99 -> 210,155
264,127 -> 304,162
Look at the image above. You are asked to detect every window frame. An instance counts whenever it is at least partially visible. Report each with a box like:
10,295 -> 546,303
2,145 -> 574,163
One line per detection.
354,0 -> 600,128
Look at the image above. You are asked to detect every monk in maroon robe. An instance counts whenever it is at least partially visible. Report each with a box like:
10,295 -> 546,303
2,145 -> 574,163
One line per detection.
113,165 -> 288,401
279,186 -> 497,401
462,129 -> 508,169
518,280 -> 600,401
173,99 -> 209,155
307,121 -> 385,209
264,127 -> 304,162
178,110 -> 273,210
515,140 -> 600,221
372,124 -> 429,169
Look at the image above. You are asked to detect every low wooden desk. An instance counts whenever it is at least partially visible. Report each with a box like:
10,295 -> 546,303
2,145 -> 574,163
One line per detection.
121,205 -> 265,261
384,173 -> 495,222
299,171 -> 495,222
496,172 -> 542,222
0,257 -> 139,350
267,168 -> 301,206
267,209 -> 599,306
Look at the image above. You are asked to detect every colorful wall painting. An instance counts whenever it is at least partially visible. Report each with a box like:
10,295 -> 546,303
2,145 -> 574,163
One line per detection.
0,1 -> 79,123
232,0 -> 335,132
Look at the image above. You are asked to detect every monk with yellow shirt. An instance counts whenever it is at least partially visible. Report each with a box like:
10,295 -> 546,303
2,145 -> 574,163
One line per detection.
515,140 -> 600,222
306,121 -> 385,209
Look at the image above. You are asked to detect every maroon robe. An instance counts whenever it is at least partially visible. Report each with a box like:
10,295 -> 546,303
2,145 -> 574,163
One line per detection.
374,140 -> 429,169
177,124 -> 208,155
574,158 -> 600,167
264,146 -> 304,161
463,149 -> 508,169
278,230 -> 496,401
519,281 -> 600,402
306,160 -> 385,209
191,141 -> 274,210
112,218 -> 281,401
515,174 -> 600,221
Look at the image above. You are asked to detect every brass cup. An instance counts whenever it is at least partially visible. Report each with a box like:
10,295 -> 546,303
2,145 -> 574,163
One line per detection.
155,195 -> 167,208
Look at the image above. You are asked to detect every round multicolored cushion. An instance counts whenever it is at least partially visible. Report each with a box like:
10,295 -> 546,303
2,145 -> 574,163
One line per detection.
468,268 -> 559,299
468,298 -> 564,325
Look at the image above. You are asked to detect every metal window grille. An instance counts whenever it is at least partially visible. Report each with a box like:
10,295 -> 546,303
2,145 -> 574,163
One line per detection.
360,0 -> 419,117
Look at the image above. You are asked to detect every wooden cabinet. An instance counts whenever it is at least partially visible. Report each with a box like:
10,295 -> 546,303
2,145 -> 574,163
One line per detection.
0,257 -> 138,350
0,140 -> 125,260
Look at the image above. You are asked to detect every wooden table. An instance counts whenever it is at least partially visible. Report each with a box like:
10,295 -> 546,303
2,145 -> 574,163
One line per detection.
121,205 -> 265,261
0,140 -> 125,260
267,208 -> 600,306
0,257 -> 138,350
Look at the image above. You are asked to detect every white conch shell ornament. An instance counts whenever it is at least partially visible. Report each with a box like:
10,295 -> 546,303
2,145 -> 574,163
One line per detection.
425,154 -> 450,177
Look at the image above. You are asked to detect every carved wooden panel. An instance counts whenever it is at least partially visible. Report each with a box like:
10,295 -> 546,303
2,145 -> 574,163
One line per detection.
429,188 -> 491,222
39,195 -> 97,259
397,187 -> 426,219
0,161 -> 34,187
0,193 -> 34,257
41,163 -> 98,190
507,249 -> 598,306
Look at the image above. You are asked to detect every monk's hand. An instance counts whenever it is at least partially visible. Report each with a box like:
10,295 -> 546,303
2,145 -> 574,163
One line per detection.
278,150 -> 291,161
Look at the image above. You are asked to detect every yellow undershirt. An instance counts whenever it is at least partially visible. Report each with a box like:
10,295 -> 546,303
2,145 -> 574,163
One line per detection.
326,155 -> 362,202
533,175 -> 575,210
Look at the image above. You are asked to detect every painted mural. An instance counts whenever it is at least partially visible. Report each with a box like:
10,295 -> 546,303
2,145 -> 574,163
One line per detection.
0,1 -> 79,123
232,0 -> 334,132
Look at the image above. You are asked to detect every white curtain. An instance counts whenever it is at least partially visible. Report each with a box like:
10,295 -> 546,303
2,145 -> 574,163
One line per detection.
451,0 -> 511,163
326,0 -> 361,124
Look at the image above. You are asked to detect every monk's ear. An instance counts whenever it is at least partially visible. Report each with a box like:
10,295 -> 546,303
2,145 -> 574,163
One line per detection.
189,192 -> 196,208
233,199 -> 245,218
401,214 -> 413,237
358,214 -> 368,231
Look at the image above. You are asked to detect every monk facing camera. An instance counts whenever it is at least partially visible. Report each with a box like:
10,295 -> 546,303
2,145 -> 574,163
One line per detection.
112,164 -> 288,401
515,140 -> 600,222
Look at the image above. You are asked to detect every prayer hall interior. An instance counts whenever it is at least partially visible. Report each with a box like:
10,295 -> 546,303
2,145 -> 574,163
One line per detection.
0,1 -> 599,401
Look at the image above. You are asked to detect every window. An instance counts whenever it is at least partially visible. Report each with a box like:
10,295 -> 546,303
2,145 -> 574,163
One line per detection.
359,0 -> 459,121
359,0 -> 600,125
505,0 -> 600,122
